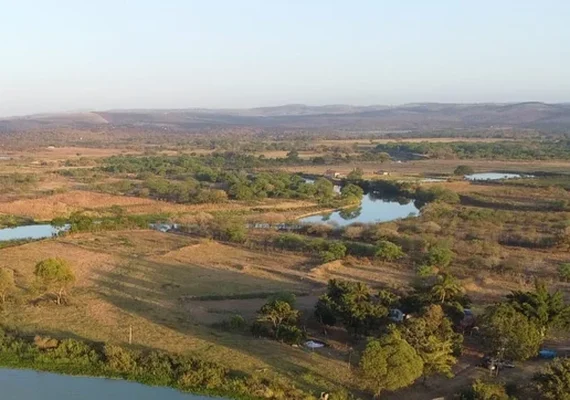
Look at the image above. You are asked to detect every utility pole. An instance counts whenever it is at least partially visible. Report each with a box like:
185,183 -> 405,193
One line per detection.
129,325 -> 133,345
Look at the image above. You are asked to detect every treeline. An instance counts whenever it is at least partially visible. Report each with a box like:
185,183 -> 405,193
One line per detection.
52,210 -> 170,234
374,140 -> 570,160
0,327 -> 335,400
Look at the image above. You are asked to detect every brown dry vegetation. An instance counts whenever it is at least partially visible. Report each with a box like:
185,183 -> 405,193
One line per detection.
0,190 -> 317,220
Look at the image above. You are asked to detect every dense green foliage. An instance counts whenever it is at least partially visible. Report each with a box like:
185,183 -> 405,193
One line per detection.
315,280 -> 387,336
34,258 -> 75,305
400,305 -> 461,380
374,140 -> 570,160
534,357 -> 570,400
481,303 -> 542,361
0,327 -> 317,400
99,154 -> 354,205
360,329 -> 423,397
458,380 -> 510,400
254,299 -> 304,344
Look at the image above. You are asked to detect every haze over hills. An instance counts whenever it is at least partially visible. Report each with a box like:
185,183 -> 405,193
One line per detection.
1,102 -> 570,133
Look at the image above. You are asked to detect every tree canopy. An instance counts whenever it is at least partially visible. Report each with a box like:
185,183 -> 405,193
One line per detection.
360,329 -> 423,397
34,258 -> 75,305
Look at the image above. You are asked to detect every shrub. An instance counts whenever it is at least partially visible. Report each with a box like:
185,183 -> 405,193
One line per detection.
267,292 -> 296,307
453,165 -> 475,176
49,339 -> 100,365
274,233 -> 307,252
559,263 -> 570,282
424,243 -> 454,268
276,325 -> 305,345
459,379 -> 509,400
375,240 -> 404,261
104,344 -> 139,373
177,358 -> 228,390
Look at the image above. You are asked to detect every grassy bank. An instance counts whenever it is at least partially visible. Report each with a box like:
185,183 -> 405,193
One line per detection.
0,328 -> 327,400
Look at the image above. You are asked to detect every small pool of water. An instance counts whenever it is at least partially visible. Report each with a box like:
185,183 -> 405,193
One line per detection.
0,369 -> 219,400
465,172 -> 528,181
0,224 -> 69,242
299,193 -> 419,226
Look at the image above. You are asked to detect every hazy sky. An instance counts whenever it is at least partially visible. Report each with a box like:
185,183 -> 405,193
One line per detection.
1,0 -> 569,116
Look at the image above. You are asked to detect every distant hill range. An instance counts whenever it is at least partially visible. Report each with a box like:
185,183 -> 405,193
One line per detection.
2,102 -> 570,132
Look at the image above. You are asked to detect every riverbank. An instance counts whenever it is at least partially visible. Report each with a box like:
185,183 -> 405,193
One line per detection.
0,328 -> 321,400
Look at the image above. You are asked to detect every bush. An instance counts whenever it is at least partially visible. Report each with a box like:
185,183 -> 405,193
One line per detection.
177,358 -> 228,390
375,240 -> 404,261
459,379 -> 509,400
424,243 -> 454,268
276,325 -> 305,345
454,165 -> 475,176
274,233 -> 307,252
104,344 -> 139,373
559,263 -> 570,282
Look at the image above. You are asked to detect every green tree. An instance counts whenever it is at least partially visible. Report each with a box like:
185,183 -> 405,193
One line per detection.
507,281 -> 570,336
454,165 -> 475,176
360,329 -> 423,398
534,357 -> 570,400
0,268 -> 16,303
340,183 -> 364,201
256,300 -> 300,342
401,305 -> 460,381
459,379 -> 509,400
481,303 -> 542,361
314,178 -> 335,201
320,242 -> 347,263
346,168 -> 364,181
375,240 -> 404,261
425,243 -> 454,268
34,258 -> 75,305
321,279 -> 387,336
430,274 -> 462,304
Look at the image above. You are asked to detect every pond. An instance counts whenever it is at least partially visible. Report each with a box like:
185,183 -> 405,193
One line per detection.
0,368 -> 219,400
0,224 -> 69,242
299,192 -> 420,227
465,172 -> 528,181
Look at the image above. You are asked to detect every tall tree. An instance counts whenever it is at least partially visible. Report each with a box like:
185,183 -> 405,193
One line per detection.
481,303 -> 542,361
401,305 -> 460,381
360,329 -> 423,398
430,274 -> 462,304
257,300 -> 300,339
507,281 -> 570,336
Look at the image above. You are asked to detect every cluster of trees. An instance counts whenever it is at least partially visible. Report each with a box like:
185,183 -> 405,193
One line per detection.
374,140 -> 570,160
481,281 -> 570,361
52,210 -> 170,234
310,278 -> 465,397
101,155 -> 361,205
273,233 -> 404,263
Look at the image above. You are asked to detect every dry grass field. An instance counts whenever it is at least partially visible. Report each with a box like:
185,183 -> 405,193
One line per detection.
0,190 -> 318,220
0,230 -> 358,392
279,159 -> 570,179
